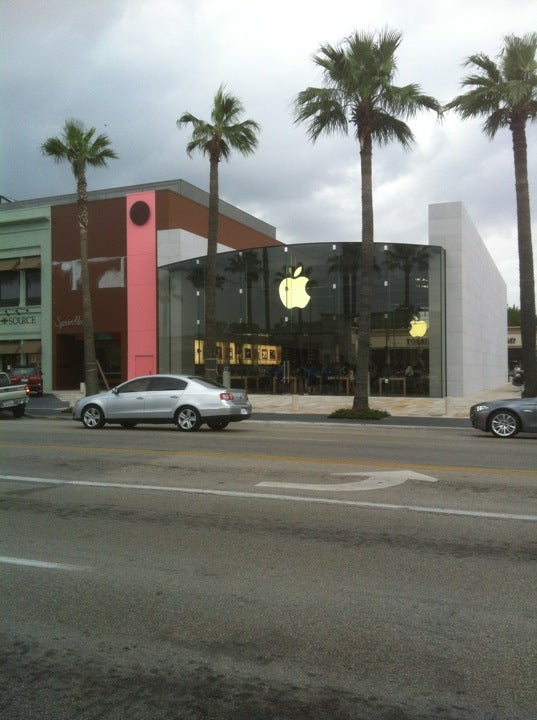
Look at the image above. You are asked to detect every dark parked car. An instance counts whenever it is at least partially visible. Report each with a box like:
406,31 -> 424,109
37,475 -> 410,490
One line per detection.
72,374 -> 252,431
470,396 -> 537,438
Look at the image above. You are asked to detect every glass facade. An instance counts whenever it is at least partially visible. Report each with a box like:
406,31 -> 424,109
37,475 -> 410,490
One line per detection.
158,242 -> 446,397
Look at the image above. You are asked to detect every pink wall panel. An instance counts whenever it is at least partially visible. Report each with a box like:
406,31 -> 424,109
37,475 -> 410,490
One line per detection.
126,192 -> 157,378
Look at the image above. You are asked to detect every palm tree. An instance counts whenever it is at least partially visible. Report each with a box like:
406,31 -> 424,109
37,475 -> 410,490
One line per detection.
41,119 -> 118,396
294,29 -> 441,412
177,85 -> 260,381
446,33 -> 537,397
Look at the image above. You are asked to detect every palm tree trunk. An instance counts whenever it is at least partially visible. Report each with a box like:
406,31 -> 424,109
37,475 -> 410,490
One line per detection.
353,136 -> 374,412
77,174 -> 99,396
204,154 -> 219,381
512,122 -> 537,397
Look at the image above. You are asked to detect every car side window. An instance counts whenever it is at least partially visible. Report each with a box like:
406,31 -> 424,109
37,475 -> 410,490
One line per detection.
118,378 -> 150,393
148,377 -> 187,392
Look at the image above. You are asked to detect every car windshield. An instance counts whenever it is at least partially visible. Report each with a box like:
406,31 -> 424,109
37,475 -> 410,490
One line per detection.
10,367 -> 37,376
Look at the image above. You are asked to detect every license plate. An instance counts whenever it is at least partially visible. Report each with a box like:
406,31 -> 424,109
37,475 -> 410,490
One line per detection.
2,400 -> 15,407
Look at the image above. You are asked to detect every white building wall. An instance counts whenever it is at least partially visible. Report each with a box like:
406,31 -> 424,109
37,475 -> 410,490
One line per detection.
429,202 -> 507,397
157,228 -> 229,267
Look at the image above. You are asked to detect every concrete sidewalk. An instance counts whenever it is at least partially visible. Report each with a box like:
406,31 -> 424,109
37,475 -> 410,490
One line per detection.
47,382 -> 521,419
247,382 -> 520,418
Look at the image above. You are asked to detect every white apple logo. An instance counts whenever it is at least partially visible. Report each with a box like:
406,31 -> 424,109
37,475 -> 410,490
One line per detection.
278,266 -> 311,309
409,316 -> 428,338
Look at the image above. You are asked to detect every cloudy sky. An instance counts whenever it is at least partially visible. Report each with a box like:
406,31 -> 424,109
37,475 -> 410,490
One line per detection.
2,0 -> 536,306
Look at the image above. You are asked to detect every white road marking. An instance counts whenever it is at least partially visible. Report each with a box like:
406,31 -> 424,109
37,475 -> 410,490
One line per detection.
1,474 -> 536,522
0,556 -> 86,571
258,470 -> 438,491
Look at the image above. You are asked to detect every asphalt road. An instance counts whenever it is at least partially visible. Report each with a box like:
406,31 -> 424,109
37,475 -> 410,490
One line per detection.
1,416 -> 536,719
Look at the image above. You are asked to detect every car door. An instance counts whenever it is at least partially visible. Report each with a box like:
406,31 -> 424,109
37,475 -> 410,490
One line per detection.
519,397 -> 537,432
144,376 -> 187,419
104,377 -> 150,420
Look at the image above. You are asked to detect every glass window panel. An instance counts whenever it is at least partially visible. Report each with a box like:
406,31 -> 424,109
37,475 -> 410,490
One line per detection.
0,271 -> 20,306
26,269 -> 41,306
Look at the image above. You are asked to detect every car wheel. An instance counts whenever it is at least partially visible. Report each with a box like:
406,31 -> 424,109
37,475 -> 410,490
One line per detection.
490,409 -> 520,438
120,422 -> 137,429
207,420 -> 229,431
175,406 -> 202,431
82,404 -> 105,429
12,405 -> 25,418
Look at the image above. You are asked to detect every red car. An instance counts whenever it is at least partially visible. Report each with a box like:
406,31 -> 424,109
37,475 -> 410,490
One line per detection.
9,366 -> 43,396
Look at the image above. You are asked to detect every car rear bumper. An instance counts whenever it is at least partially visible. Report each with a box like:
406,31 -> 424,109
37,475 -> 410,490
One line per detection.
203,405 -> 252,421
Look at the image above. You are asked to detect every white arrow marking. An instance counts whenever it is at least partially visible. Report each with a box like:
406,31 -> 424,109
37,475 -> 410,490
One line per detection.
1,475 -> 535,522
257,470 -> 438,492
0,556 -> 86,571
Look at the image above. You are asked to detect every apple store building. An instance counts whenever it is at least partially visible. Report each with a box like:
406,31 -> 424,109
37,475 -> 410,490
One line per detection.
158,200 -> 509,400
158,240 -> 446,398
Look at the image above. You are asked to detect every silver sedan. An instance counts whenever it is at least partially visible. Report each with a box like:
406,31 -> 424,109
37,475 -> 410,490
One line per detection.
470,396 -> 537,438
73,375 -> 252,431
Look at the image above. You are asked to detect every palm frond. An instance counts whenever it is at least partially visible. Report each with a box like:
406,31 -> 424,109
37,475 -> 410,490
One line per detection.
41,118 -> 117,178
178,86 -> 260,162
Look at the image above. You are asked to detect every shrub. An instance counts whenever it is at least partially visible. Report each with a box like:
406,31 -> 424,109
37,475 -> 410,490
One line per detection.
329,407 -> 390,421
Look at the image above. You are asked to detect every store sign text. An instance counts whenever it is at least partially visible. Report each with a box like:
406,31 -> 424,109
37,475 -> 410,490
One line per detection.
1,315 -> 37,326
55,315 -> 83,329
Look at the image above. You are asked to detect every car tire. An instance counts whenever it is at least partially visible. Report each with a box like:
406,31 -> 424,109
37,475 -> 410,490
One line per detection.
490,409 -> 520,438
207,420 -> 229,431
81,404 -> 105,429
12,405 -> 25,418
175,406 -> 202,431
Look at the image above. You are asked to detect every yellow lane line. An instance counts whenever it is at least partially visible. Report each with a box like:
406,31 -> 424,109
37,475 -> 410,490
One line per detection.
1,442 -> 536,476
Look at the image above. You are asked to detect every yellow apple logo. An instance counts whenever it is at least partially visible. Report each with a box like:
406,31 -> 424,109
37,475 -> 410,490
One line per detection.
409,316 -> 428,338
278,265 -> 311,309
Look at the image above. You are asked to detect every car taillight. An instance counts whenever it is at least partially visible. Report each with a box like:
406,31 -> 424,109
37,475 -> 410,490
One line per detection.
25,385 -> 30,396
220,392 -> 234,401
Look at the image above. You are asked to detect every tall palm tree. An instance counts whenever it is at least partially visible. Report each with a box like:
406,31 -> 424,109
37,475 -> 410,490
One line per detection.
294,29 -> 441,412
446,33 -> 537,397
41,119 -> 118,396
177,85 -> 260,381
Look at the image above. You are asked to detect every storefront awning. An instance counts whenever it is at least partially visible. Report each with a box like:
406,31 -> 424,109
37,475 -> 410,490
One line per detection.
18,256 -> 41,270
19,340 -> 41,354
0,342 -> 21,353
0,259 -> 19,271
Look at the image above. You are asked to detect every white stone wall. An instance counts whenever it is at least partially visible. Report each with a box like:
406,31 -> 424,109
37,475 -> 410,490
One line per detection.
157,228 -> 230,267
429,202 -> 507,397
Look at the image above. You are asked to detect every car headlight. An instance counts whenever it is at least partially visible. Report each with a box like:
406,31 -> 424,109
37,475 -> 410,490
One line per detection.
474,404 -> 489,412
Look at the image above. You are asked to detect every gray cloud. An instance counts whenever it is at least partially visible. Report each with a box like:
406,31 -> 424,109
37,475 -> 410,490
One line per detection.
2,0 -> 536,307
